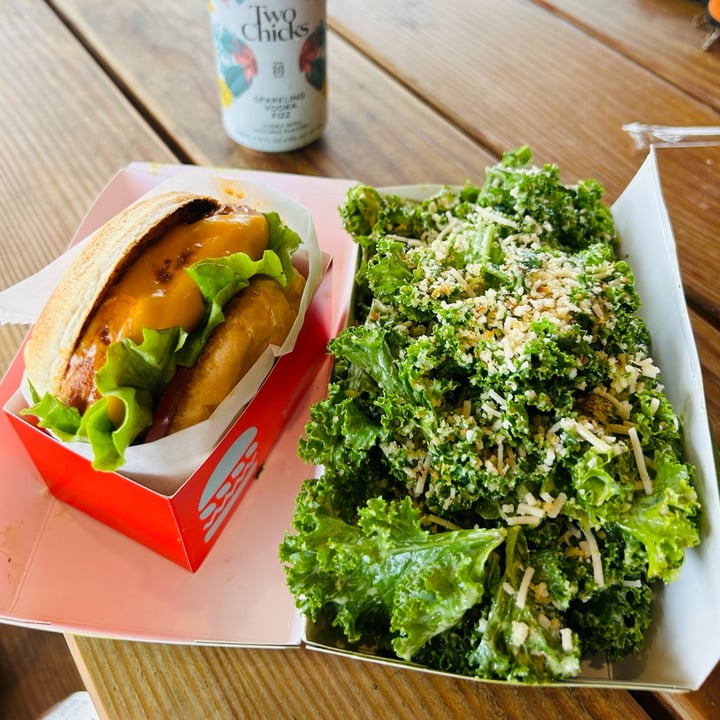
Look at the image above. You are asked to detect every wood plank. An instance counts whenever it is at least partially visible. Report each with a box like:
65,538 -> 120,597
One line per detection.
541,0 -> 720,109
53,0 -> 497,185
66,636 -> 655,720
328,0 -> 720,201
653,659 -> 720,720
654,144 -> 720,325
0,625 -> 84,720
691,311 -> 720,443
0,0 -> 177,375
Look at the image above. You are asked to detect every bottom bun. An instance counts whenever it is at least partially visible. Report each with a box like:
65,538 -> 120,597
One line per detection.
168,272 -> 306,435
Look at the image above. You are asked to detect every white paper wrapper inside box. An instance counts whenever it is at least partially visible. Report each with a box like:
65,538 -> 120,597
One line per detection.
1,172 -> 323,491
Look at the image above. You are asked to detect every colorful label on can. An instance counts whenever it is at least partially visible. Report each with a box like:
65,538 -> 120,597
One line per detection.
209,0 -> 327,152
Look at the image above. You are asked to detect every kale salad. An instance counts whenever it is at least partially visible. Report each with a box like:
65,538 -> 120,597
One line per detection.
279,147 -> 701,683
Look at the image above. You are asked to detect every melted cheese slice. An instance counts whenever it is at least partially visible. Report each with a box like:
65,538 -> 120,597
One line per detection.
60,209 -> 269,412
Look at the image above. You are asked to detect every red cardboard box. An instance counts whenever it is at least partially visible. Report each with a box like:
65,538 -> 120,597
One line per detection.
1,165 -> 357,572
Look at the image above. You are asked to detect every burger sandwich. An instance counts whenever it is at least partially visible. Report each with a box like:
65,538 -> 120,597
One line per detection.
21,190 -> 307,472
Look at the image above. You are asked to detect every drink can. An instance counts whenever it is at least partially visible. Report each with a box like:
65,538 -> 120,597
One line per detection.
209,0 -> 327,152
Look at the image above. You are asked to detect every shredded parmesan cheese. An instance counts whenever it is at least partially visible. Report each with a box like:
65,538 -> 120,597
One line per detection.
516,566 -> 535,609
511,620 -> 529,646
413,455 -> 431,497
516,502 -> 545,519
425,514 -> 462,531
543,492 -> 567,519
627,426 -> 653,495
574,421 -> 613,454
506,515 -> 542,526
582,527 -> 605,587
606,423 -> 632,435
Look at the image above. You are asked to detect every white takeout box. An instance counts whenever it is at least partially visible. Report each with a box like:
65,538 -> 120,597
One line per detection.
0,154 -> 717,690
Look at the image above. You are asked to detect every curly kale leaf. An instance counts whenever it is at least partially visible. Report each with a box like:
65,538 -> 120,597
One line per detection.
470,527 -> 581,682
477,146 -> 616,250
280,496 -> 505,660
615,449 -> 700,582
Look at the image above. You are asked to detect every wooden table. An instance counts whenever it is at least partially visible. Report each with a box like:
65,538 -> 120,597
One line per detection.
2,1 -> 720,717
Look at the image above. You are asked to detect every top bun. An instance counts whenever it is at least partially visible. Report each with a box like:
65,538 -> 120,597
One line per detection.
24,191 -> 220,400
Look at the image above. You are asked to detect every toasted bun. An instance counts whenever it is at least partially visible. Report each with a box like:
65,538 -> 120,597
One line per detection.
24,192 -> 221,399
167,271 -> 306,433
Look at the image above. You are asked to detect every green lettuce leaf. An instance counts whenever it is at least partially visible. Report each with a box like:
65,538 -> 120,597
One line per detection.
178,249 -> 287,366
567,574 -> 653,661
264,210 -> 303,277
25,326 -> 185,471
477,145 -> 615,250
22,385 -> 81,440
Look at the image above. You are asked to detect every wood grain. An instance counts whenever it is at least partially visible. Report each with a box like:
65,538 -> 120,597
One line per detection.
329,0 -> 720,200
0,0 -> 176,376
542,0 -> 720,110
53,0 -> 498,185
653,659 -> 720,720
67,637 -> 656,720
654,144 -> 720,322
0,624 -> 83,720
690,311 -> 720,443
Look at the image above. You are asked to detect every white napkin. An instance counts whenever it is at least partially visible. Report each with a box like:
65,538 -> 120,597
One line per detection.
0,242 -> 85,325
